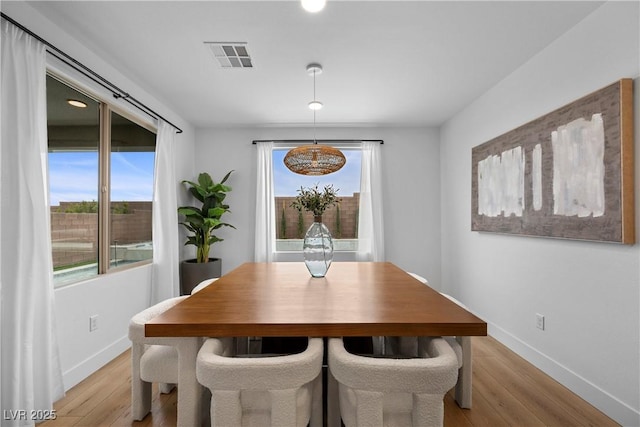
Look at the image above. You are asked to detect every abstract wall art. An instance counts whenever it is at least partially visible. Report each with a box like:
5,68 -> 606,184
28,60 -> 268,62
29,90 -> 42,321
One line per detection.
471,79 -> 634,244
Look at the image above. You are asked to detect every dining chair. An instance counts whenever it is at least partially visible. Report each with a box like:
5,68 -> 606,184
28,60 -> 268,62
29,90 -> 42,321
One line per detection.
196,336 -> 324,427
128,295 -> 188,420
191,277 -> 219,294
328,336 -> 459,427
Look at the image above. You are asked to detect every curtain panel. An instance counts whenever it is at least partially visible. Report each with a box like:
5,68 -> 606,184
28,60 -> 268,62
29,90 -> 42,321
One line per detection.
254,141 -> 276,262
357,140 -> 385,261
151,120 -> 180,303
1,20 -> 65,426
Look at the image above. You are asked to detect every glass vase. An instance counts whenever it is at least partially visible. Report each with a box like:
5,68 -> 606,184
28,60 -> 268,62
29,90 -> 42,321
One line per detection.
303,215 -> 333,278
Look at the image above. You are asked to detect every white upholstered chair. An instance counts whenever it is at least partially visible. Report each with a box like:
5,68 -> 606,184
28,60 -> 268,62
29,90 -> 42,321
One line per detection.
128,295 -> 188,420
328,336 -> 459,427
196,337 -> 324,427
191,277 -> 219,294
407,272 -> 429,284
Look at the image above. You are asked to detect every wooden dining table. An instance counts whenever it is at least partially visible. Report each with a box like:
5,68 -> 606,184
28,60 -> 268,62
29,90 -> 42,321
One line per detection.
145,261 -> 487,426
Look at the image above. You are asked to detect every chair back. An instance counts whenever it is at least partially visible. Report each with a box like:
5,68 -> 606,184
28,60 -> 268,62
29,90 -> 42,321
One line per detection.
197,337 -> 324,427
329,336 -> 458,427
191,277 -> 219,294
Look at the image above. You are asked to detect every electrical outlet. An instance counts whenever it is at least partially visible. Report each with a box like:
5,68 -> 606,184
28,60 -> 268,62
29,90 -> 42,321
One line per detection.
535,313 -> 545,330
89,315 -> 98,332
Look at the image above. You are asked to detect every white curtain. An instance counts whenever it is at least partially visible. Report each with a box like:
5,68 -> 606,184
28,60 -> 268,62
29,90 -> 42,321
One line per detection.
151,120 -> 180,303
357,141 -> 385,261
1,20 -> 65,426
254,141 -> 276,262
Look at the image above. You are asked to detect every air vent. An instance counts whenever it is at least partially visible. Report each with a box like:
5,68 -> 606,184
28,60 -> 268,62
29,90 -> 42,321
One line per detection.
205,42 -> 253,68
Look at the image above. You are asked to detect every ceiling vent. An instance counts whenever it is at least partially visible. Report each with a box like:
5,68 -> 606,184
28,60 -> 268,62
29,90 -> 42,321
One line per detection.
205,42 -> 253,68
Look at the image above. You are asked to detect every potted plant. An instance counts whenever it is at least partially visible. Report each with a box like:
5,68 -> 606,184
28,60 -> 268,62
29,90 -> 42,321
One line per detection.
291,184 -> 339,277
178,171 -> 234,294
291,183 -> 340,220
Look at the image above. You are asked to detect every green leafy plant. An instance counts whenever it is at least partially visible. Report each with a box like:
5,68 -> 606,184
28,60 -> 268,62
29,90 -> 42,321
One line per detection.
335,205 -> 342,238
297,211 -> 305,238
58,200 -> 98,213
111,202 -> 131,214
280,207 -> 287,239
178,171 -> 235,263
291,184 -> 340,217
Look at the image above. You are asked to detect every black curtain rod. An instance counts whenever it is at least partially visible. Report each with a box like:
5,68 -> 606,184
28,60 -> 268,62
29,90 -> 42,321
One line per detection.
1,12 -> 183,134
252,139 -> 384,144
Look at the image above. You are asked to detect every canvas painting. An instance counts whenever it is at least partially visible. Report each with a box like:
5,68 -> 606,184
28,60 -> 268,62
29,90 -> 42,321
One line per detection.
471,79 -> 634,244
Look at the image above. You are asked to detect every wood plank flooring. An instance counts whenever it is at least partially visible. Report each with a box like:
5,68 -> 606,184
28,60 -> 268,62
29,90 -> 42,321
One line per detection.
41,336 -> 619,426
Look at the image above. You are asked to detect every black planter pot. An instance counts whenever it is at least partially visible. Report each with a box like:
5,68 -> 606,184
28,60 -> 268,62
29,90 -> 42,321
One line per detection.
179,258 -> 222,295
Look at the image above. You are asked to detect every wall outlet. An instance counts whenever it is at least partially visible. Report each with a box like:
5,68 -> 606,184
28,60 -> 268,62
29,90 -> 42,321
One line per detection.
89,315 -> 99,332
535,313 -> 545,330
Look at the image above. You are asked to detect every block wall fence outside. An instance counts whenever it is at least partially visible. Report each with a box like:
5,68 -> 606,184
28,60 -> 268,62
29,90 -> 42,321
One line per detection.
51,195 -> 359,268
275,193 -> 359,239
50,201 -> 152,267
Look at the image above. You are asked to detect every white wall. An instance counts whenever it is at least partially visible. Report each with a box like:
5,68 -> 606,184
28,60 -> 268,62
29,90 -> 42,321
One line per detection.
440,2 -> 639,425
193,127 -> 442,287
2,2 -> 196,390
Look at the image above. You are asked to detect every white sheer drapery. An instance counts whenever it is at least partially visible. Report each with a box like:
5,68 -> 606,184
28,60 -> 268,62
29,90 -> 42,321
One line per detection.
357,141 -> 385,261
151,120 -> 180,303
1,20 -> 65,426
254,141 -> 276,262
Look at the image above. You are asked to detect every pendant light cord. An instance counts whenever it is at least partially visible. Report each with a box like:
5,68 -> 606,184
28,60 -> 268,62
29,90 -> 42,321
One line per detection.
313,68 -> 317,144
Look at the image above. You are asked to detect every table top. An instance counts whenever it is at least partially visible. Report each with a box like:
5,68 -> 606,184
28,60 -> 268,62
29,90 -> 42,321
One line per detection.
145,262 -> 487,338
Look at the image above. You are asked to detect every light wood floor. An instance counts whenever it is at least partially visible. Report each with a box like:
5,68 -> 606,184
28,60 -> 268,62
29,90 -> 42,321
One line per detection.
40,336 -> 619,426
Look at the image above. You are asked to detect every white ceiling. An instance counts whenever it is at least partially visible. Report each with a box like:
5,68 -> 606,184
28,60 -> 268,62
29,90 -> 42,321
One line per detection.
26,1 -> 603,128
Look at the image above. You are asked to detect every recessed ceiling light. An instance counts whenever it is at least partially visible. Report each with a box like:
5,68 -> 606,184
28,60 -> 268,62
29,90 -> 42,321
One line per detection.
67,99 -> 87,108
301,0 -> 326,13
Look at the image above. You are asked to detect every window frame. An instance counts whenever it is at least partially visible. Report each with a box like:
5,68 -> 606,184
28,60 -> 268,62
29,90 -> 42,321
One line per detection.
271,143 -> 362,262
47,70 -> 157,285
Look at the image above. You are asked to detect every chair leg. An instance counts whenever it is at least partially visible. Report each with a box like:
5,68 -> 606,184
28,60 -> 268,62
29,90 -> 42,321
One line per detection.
310,374 -> 323,427
211,390 -> 242,426
131,343 -> 152,421
354,390 -> 383,427
413,393 -> 444,427
270,388 -> 298,426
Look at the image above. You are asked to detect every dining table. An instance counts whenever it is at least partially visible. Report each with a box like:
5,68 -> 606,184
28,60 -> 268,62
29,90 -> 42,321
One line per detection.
145,261 -> 487,427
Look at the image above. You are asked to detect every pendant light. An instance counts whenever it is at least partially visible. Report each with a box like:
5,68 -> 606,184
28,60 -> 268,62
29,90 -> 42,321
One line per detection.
283,63 -> 346,176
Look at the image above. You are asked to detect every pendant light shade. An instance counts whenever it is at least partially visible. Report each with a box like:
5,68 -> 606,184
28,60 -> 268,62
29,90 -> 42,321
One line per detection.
284,145 -> 346,176
284,63 -> 346,176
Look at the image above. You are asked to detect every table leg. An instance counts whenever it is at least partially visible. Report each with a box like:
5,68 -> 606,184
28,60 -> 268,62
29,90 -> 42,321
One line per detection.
455,336 -> 472,408
327,366 -> 341,427
176,337 -> 202,427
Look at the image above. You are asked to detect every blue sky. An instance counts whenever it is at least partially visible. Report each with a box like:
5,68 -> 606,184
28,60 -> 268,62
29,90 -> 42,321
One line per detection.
48,151 -> 155,206
49,148 -> 360,206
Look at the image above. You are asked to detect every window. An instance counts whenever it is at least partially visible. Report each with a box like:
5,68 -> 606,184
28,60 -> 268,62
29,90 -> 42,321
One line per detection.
273,147 -> 361,252
47,75 -> 156,286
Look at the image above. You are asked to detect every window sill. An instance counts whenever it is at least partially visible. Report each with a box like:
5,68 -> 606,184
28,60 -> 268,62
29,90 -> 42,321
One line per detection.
273,250 -> 357,262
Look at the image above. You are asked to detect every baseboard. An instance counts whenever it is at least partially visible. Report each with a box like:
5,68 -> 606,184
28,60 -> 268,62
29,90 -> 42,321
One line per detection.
488,323 -> 640,427
62,335 -> 130,391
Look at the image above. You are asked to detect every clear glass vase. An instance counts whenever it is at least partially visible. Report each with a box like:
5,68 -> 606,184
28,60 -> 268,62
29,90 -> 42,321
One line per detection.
303,215 -> 333,278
